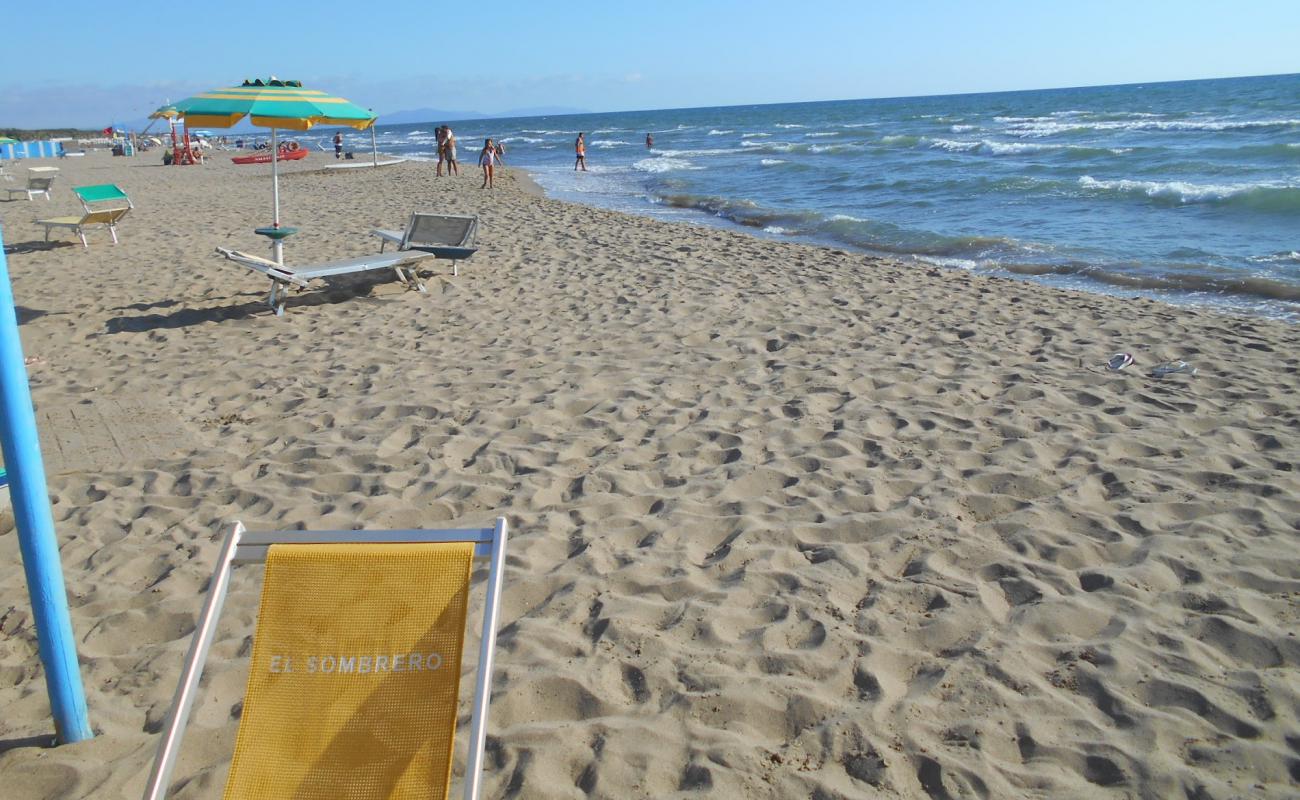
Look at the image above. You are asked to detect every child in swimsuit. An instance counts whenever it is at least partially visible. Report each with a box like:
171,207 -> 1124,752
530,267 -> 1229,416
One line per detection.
479,139 -> 497,188
574,133 -> 586,171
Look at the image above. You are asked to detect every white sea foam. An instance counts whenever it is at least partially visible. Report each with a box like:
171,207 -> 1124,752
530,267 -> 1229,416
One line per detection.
840,122 -> 877,128
522,129 -> 564,135
1248,251 -> 1300,263
499,136 -> 543,144
1078,175 -> 1298,202
928,138 -> 1127,156
740,140 -> 798,153
760,158 -> 786,166
763,226 -> 792,234
592,140 -> 632,149
929,138 -> 981,152
741,132 -> 772,138
915,255 -> 981,270
950,125 -> 977,132
880,135 -> 916,144
775,123 -> 807,129
805,132 -> 839,137
827,214 -> 867,223
633,156 -> 699,173
1004,117 -> 1300,137
708,129 -> 734,135
809,143 -> 857,154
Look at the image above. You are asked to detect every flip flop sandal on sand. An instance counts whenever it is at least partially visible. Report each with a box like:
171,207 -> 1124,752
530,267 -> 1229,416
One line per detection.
1151,360 -> 1197,378
1107,352 -> 1134,370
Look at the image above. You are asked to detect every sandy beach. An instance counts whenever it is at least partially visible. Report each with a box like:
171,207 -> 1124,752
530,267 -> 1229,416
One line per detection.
0,148 -> 1297,799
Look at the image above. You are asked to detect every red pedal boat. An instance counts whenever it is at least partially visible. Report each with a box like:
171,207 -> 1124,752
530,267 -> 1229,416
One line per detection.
232,146 -> 309,165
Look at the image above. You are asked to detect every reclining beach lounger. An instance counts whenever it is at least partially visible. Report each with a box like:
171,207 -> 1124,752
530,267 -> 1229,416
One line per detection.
373,212 -> 479,276
5,167 -> 57,201
215,245 -> 436,316
142,518 -> 509,800
36,184 -> 132,247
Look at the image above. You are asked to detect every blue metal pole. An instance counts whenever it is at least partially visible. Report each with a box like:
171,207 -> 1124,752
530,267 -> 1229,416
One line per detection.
0,223 -> 93,743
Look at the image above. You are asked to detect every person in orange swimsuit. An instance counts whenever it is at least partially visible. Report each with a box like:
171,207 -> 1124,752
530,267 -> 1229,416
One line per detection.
574,132 -> 586,171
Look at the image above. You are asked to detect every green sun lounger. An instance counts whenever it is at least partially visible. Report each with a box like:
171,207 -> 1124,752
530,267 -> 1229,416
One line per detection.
36,184 -> 132,247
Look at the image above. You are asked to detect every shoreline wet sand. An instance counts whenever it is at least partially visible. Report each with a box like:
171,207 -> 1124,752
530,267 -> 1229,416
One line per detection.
1,149 -> 1297,798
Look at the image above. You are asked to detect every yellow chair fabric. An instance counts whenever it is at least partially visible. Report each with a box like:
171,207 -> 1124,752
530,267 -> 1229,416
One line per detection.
224,542 -> 475,800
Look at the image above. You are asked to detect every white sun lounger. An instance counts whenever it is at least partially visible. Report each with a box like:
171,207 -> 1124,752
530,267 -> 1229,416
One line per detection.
372,212 -> 479,276
215,246 -> 436,316
5,167 -> 58,201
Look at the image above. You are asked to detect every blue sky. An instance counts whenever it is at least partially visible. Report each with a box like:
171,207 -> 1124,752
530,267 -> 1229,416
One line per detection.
3,0 -> 1297,127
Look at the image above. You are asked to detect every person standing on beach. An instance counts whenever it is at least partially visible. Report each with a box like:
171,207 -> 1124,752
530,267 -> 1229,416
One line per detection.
435,126 -> 447,176
575,132 -> 587,171
479,138 -> 497,189
444,127 -> 459,175
333,131 -> 343,159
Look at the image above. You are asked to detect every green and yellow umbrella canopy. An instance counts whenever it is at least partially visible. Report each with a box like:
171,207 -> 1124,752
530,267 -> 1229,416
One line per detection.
174,78 -> 375,131
149,104 -> 180,120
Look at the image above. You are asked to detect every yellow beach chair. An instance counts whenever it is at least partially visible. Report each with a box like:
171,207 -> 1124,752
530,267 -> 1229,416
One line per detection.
36,184 -> 132,247
142,518 -> 509,800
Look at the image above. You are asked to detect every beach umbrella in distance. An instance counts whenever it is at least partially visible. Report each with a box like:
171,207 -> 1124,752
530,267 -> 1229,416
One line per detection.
173,77 -> 376,263
0,136 -> 18,144
145,104 -> 181,145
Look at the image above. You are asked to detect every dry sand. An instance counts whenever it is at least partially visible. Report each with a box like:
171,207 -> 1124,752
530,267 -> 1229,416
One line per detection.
0,149 -> 1297,799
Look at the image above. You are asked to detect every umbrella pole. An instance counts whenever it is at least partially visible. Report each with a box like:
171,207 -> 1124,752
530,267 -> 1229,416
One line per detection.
371,125 -> 378,168
271,128 -> 283,264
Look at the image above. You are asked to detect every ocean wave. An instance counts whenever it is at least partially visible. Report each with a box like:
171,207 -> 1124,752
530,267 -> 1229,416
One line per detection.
740,140 -> 799,153
1078,176 -> 1300,210
805,132 -> 839,137
928,138 -> 1130,156
592,140 -> 632,149
633,157 -> 700,173
656,147 -> 743,157
522,129 -> 564,135
995,261 -> 1300,303
741,132 -> 772,138
775,123 -> 807,128
808,143 -> 860,154
651,192 -> 820,231
499,136 -> 543,144
880,134 -> 920,145
950,125 -> 977,132
1248,250 -> 1300,264
1004,117 -> 1300,137
708,129 -> 734,135
840,122 -> 877,128
760,159 -> 786,166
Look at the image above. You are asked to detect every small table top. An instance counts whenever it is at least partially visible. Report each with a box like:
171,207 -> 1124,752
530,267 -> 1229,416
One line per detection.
254,226 -> 298,240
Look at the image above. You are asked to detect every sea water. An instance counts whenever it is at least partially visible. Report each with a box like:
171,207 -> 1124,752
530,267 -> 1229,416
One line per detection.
319,74 -> 1300,320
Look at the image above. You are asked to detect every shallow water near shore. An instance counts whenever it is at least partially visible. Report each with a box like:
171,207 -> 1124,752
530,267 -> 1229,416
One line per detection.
306,73 -> 1300,320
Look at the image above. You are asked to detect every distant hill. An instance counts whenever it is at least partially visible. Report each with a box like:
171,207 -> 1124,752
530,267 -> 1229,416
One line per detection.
2,127 -> 103,140
377,106 -> 589,125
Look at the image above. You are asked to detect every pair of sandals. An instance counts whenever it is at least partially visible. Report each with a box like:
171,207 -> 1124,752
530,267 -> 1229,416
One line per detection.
1107,352 -> 1197,377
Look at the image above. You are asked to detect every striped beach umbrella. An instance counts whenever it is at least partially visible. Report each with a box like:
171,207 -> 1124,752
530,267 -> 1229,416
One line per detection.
173,78 -> 377,262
